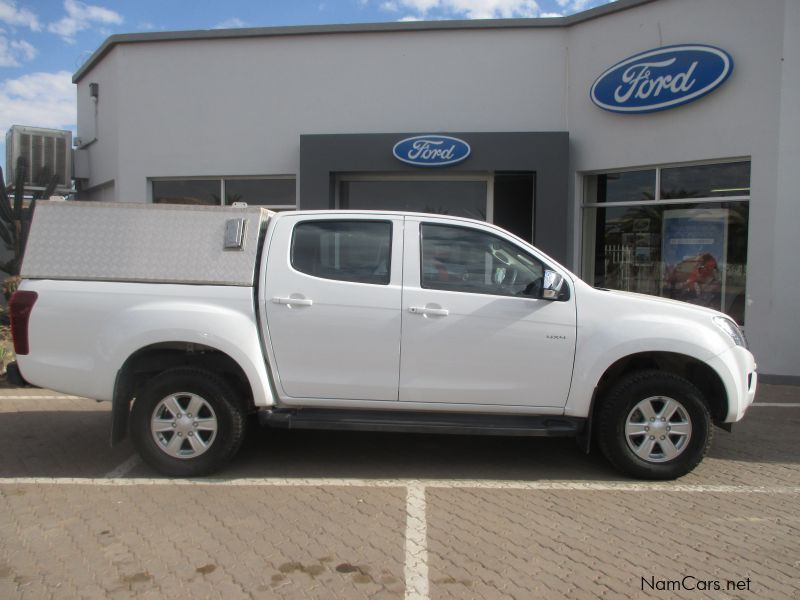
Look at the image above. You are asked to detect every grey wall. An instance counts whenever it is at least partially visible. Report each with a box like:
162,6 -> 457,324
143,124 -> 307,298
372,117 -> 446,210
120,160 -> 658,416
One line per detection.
299,132 -> 569,263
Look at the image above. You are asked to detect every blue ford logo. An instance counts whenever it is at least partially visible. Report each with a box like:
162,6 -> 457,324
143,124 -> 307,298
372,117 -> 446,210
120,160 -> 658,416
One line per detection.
590,44 -> 733,114
393,135 -> 471,167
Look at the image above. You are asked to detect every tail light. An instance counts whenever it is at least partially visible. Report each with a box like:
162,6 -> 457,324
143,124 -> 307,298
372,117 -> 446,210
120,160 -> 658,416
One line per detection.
9,290 -> 38,355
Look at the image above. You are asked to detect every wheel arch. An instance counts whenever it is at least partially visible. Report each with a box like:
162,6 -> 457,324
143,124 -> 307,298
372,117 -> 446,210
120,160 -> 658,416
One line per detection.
590,351 -> 728,428
111,342 -> 257,445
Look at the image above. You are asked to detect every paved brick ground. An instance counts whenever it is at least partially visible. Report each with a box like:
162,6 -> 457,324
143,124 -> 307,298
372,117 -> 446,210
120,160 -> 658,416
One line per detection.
0,384 -> 798,598
427,488 -> 799,599
0,394 -> 130,478
0,484 -> 406,599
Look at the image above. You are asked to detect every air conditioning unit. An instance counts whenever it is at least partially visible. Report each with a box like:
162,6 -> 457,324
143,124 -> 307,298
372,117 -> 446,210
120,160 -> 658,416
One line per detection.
5,125 -> 72,193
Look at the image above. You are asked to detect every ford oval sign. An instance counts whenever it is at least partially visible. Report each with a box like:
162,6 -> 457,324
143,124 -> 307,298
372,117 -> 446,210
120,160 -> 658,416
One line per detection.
393,135 -> 471,167
590,44 -> 733,114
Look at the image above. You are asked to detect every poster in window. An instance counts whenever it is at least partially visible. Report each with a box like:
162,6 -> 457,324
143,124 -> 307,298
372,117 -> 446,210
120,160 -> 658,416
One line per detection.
634,246 -> 653,265
661,208 -> 728,311
634,233 -> 652,265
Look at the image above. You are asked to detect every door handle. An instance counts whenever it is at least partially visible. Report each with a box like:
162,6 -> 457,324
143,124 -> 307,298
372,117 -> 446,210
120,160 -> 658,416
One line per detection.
409,306 -> 449,317
272,296 -> 313,307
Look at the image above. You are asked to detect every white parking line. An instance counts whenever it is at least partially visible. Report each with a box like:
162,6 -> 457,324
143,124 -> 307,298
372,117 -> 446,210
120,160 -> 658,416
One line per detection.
103,455 -> 141,478
404,484 -> 429,600
752,403 -> 800,407
0,477 -> 798,493
0,395 -> 87,400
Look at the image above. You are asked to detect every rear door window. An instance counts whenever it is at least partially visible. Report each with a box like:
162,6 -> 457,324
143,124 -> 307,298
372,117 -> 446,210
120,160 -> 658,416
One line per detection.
291,220 -> 392,285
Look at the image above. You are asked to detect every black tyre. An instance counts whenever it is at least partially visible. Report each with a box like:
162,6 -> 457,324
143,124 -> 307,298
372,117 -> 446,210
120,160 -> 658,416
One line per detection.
597,370 -> 712,480
130,368 -> 246,477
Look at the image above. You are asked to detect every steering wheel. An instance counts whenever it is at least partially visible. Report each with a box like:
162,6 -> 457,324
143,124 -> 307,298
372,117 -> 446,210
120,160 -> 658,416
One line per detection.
491,247 -> 512,266
496,266 -> 519,291
519,277 -> 543,297
505,267 -> 518,287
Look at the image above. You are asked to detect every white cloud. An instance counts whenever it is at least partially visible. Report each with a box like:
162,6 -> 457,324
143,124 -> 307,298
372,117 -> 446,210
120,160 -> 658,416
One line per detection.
384,0 -> 542,20
383,0 -> 609,19
0,34 -> 37,67
0,71 -> 75,140
213,17 -> 247,30
48,0 -> 123,43
0,1 -> 41,31
556,0 -> 594,12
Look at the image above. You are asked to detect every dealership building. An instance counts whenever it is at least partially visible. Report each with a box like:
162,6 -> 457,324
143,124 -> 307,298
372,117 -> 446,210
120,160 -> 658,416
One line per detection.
69,0 -> 798,381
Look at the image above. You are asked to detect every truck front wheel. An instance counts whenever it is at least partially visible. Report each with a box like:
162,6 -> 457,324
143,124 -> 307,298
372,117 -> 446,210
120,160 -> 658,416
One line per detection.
130,368 -> 246,477
597,370 -> 712,480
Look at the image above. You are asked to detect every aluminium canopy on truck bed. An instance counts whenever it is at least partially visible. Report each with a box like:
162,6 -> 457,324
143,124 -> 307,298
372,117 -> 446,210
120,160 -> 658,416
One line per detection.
21,201 -> 273,286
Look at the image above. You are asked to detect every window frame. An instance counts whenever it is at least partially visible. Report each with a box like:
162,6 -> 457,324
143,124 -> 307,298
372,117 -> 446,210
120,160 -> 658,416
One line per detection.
582,158 -> 751,207
289,218 -> 394,286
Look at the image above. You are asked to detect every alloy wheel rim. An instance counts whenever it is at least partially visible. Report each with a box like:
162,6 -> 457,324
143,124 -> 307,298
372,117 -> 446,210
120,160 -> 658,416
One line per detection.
624,395 -> 692,463
150,393 -> 218,459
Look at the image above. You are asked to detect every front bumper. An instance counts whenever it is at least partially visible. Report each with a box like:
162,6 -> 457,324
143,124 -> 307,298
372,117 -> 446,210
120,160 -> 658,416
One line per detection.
706,346 -> 757,422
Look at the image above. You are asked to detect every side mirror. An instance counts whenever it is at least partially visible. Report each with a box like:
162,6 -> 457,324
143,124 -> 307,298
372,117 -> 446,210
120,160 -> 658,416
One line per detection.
542,270 -> 567,300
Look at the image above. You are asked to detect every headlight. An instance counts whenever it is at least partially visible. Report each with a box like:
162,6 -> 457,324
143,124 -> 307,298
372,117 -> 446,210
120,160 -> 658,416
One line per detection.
713,316 -> 747,348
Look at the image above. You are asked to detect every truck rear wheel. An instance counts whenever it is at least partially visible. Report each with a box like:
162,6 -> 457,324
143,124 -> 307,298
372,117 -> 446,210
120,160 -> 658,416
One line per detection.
597,370 -> 712,480
130,368 -> 246,477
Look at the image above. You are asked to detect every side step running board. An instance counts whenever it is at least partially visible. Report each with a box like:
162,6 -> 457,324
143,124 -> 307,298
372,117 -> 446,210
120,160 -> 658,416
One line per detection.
259,408 -> 584,437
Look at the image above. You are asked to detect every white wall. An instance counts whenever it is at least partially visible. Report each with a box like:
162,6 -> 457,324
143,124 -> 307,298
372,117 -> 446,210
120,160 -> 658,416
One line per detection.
76,48 -> 119,195
99,27 -> 567,203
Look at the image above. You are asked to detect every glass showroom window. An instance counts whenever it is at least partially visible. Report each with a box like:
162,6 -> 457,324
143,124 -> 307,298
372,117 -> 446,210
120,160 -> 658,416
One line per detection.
583,161 -> 750,324
152,179 -> 220,205
152,177 -> 296,210
223,178 -> 295,208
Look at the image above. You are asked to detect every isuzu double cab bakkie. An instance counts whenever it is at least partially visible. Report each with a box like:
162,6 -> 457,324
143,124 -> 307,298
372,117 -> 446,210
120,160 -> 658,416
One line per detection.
8,201 -> 757,479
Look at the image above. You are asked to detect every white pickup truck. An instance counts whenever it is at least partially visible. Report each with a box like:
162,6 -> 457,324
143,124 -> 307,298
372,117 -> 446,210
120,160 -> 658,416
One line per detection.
8,202 -> 757,479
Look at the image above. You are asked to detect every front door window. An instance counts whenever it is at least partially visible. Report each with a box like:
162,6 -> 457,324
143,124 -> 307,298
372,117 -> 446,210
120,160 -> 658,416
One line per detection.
420,223 -> 544,297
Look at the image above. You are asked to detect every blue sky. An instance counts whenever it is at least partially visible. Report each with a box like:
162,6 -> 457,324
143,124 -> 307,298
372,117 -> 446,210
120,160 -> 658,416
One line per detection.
1,0 -> 613,173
